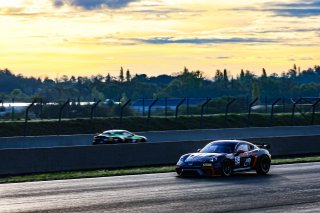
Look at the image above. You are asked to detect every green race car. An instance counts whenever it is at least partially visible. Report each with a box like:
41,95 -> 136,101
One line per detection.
92,130 -> 147,144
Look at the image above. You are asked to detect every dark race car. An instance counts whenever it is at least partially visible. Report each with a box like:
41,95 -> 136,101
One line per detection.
93,130 -> 147,145
176,140 -> 271,177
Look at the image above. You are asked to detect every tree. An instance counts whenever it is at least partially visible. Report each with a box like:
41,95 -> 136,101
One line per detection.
240,69 -> 245,81
252,81 -> 260,100
91,87 -> 105,101
119,67 -> 124,83
106,73 -> 111,83
126,69 -> 131,82
223,69 -> 229,83
214,70 -> 223,81
10,88 -> 26,100
261,68 -> 267,78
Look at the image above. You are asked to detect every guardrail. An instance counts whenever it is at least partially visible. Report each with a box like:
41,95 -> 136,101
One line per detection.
0,135 -> 319,176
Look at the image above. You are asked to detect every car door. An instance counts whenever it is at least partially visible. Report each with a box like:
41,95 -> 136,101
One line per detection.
234,143 -> 251,168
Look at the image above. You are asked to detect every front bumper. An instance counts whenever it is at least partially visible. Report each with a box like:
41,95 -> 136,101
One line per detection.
176,163 -> 222,176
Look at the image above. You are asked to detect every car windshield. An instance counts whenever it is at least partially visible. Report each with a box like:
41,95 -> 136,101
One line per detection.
121,131 -> 133,136
200,143 -> 236,154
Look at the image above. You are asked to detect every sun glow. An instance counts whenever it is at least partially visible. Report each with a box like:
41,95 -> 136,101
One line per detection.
0,0 -> 25,7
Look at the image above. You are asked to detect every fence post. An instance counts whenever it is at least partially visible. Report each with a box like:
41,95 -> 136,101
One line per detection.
187,97 -> 189,116
148,98 -> 159,119
311,98 -> 320,125
120,99 -> 131,122
90,100 -> 101,133
200,98 -> 211,128
225,98 -> 236,125
142,98 -> 145,116
39,98 -> 43,120
247,98 -> 258,126
175,98 -> 186,119
270,98 -> 281,125
57,99 -> 70,135
11,98 -> 15,121
90,100 -> 101,121
24,100 -> 36,136
165,97 -> 168,117
291,98 -> 301,125
265,96 -> 268,113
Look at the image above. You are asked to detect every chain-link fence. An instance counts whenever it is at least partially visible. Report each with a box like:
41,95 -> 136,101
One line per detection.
0,96 -> 319,136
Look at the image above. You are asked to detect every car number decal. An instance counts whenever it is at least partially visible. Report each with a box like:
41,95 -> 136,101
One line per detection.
235,156 -> 240,166
244,158 -> 252,167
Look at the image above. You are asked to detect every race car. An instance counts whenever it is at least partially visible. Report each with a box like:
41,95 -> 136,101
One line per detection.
92,130 -> 147,144
176,140 -> 271,177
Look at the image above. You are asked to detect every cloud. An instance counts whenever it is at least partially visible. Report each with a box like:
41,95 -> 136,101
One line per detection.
206,56 -> 233,60
230,0 -> 320,17
133,37 -> 276,45
272,9 -> 320,17
52,0 -> 138,9
289,57 -> 315,61
53,0 -> 64,7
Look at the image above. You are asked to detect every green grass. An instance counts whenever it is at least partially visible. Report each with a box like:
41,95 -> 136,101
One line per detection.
1,155 -> 320,184
272,155 -> 320,164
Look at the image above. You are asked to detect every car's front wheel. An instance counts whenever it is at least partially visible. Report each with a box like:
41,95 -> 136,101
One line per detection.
256,155 -> 271,175
221,160 -> 233,177
140,138 -> 147,143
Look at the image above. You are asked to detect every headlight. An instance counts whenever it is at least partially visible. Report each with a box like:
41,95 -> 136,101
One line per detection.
178,157 -> 185,163
178,155 -> 188,164
210,157 -> 218,162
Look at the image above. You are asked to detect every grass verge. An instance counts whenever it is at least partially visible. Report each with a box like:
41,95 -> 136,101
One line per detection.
1,155 -> 320,184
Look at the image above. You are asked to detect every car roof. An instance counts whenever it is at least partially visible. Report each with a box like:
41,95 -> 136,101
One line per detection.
210,140 -> 252,145
102,130 -> 129,133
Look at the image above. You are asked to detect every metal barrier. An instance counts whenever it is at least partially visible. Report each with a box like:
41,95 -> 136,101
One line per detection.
1,135 -> 320,176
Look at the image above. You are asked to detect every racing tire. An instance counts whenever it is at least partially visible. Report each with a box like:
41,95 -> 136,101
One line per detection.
176,169 -> 184,178
140,138 -> 147,143
221,160 -> 233,177
256,155 -> 271,175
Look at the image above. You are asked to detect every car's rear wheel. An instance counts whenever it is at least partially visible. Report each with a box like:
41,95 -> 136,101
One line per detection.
256,155 -> 271,175
221,160 -> 233,177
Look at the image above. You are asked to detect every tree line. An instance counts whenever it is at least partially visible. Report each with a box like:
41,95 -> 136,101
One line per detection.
0,65 -> 320,102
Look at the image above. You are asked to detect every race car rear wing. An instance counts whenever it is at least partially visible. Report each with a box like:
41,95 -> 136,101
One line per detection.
255,144 -> 271,150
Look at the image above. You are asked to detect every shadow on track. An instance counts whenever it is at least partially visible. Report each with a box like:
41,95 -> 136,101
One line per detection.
174,172 -> 284,184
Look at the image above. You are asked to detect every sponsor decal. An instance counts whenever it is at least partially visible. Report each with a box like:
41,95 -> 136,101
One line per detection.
244,158 -> 252,167
235,156 -> 240,166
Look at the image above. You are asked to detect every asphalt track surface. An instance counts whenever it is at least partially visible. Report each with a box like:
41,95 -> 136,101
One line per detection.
1,162 -> 320,213
1,125 -> 320,149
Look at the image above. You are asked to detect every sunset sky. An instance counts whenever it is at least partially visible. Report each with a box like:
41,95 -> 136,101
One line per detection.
1,0 -> 320,79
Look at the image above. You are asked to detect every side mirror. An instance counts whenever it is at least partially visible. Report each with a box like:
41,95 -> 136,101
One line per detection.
197,148 -> 201,152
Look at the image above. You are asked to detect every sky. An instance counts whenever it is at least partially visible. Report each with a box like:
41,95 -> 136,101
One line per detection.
0,0 -> 320,79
